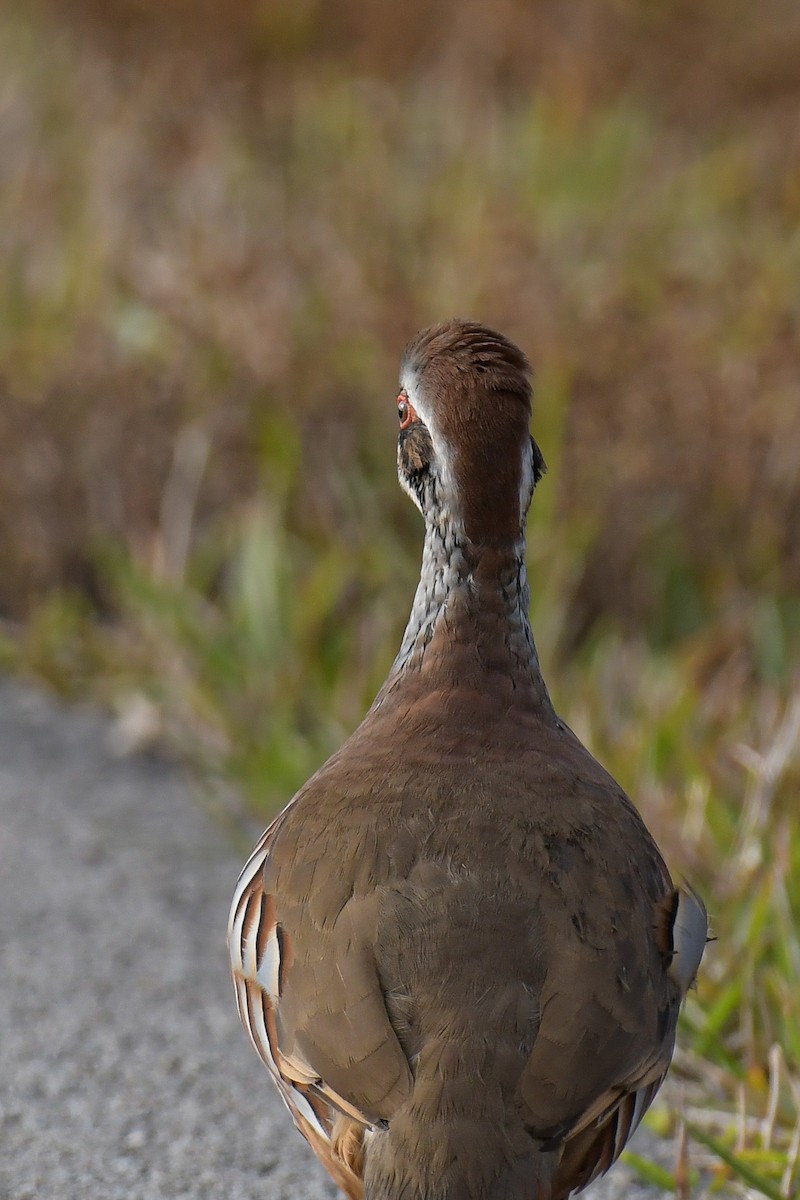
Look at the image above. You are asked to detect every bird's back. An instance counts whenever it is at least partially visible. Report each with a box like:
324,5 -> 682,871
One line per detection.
244,693 -> 682,1200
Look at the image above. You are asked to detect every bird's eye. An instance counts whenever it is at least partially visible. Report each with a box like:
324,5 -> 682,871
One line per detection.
397,394 -> 413,430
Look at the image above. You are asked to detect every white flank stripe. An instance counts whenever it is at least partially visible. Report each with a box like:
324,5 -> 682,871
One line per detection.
246,987 -> 275,1072
612,1102 -> 632,1161
229,838 -> 270,927
234,976 -> 248,1027
257,928 -> 281,1002
228,895 -> 248,972
241,897 -> 260,979
289,1087 -> 329,1141
630,1084 -> 650,1136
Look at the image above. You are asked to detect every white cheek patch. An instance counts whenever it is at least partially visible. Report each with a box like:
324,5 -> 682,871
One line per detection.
400,367 -> 430,428
400,367 -> 461,525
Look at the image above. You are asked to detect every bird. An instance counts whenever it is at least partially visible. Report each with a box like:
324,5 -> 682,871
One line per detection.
228,318 -> 707,1200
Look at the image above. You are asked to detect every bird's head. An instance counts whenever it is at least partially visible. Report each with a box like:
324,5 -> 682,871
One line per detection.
396,319 -> 545,547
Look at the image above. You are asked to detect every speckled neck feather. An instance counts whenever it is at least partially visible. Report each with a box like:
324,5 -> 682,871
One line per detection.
381,514 -> 552,717
373,319 -> 552,712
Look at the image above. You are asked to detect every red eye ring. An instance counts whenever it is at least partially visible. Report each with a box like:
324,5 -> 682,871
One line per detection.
397,393 -> 415,430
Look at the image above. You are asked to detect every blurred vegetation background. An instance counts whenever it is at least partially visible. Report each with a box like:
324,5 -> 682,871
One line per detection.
2,1 -> 800,1194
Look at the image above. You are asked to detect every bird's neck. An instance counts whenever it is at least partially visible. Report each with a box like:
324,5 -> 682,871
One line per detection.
380,518 -> 553,713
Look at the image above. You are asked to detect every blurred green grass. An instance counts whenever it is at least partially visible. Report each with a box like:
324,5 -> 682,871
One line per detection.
2,1 -> 800,1194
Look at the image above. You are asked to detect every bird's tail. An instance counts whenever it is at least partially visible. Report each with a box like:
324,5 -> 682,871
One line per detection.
363,1109 -> 559,1200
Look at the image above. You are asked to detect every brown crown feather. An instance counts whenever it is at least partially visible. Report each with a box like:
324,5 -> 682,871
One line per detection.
402,319 -> 532,406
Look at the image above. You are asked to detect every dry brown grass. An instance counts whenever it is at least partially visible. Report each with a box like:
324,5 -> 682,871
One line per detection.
2,0 -> 800,642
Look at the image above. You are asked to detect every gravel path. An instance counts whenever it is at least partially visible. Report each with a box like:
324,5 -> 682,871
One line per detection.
0,680 -> 668,1199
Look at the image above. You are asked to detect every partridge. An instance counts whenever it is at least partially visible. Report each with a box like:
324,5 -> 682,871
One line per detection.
229,319 -> 706,1200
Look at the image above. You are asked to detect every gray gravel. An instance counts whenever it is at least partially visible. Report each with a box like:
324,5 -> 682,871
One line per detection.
0,680 -> 669,1199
